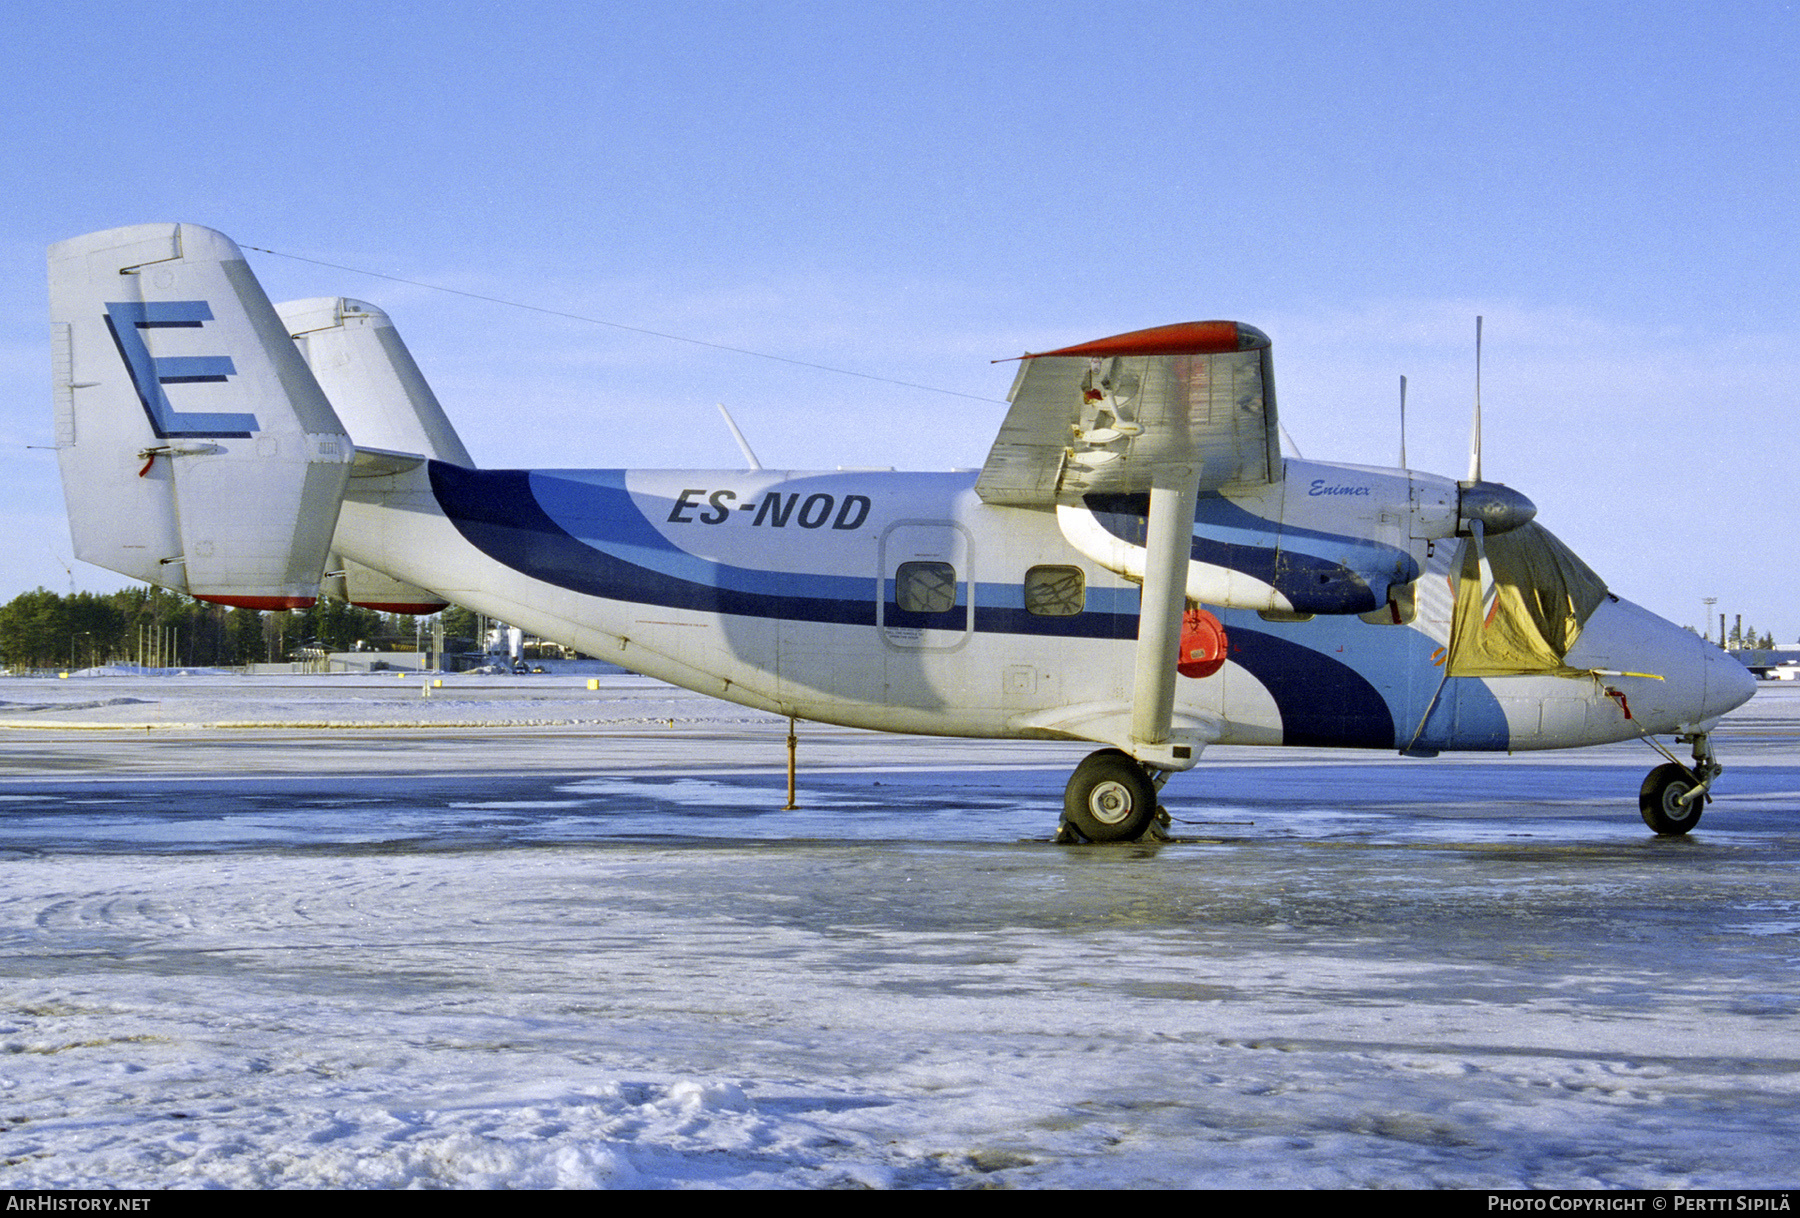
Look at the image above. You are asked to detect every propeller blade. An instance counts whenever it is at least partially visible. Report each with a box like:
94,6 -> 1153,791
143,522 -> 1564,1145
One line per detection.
1470,516 -> 1499,627
1398,374 -> 1408,470
1467,315 -> 1484,483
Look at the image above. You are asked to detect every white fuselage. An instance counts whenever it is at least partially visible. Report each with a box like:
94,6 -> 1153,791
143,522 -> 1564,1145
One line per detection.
334,457 -> 1752,759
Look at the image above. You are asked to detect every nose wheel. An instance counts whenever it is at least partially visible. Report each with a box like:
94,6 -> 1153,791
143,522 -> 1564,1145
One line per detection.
1639,764 -> 1704,834
1638,732 -> 1721,836
1061,749 -> 1162,842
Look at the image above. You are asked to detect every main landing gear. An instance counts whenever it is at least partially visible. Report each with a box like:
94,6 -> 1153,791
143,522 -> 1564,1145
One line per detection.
1060,749 -> 1170,843
1639,732 -> 1722,836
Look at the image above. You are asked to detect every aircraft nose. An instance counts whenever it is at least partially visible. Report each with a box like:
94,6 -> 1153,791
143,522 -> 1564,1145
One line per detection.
1564,597 -> 1757,735
1699,639 -> 1757,723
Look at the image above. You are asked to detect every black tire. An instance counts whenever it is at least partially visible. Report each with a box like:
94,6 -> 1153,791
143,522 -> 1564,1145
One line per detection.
1063,750 -> 1157,842
1639,762 -> 1704,835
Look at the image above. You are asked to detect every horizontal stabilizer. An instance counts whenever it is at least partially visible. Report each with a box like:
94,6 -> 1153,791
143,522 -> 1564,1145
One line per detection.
324,553 -> 448,615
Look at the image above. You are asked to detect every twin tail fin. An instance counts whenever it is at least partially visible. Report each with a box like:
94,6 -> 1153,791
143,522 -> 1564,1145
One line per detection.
49,223 -> 353,608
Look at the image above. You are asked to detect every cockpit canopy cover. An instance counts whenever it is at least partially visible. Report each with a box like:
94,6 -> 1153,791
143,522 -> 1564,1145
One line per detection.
1448,523 -> 1608,677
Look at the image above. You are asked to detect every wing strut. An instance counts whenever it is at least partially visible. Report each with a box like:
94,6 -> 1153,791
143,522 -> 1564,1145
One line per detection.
1129,465 -> 1204,771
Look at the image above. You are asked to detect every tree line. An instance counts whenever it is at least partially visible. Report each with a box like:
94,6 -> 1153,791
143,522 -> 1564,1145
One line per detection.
0,587 -> 422,671
1729,624 -> 1778,650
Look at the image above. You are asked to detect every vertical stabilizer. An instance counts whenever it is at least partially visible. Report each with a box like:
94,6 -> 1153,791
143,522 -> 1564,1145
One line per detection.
278,297 -> 474,466
49,223 -> 354,607
278,296 -> 467,614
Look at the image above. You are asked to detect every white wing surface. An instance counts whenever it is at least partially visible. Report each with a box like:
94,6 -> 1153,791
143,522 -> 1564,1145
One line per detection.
975,321 -> 1277,507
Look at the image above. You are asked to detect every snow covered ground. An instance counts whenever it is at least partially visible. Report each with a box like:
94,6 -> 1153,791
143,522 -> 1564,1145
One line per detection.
0,673 -> 1797,1188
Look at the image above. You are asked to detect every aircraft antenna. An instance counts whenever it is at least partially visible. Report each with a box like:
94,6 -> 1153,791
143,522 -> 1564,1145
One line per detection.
716,403 -> 764,471
43,545 -> 75,596
1278,420 -> 1304,460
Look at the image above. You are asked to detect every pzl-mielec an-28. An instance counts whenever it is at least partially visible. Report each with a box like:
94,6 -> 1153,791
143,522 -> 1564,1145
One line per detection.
48,223 -> 1755,840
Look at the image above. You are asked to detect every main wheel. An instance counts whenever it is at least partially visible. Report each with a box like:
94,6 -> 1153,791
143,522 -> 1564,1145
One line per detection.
1064,750 -> 1157,842
1639,763 -> 1704,835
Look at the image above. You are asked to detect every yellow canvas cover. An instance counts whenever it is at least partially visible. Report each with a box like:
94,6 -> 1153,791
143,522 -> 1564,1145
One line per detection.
1447,523 -> 1608,677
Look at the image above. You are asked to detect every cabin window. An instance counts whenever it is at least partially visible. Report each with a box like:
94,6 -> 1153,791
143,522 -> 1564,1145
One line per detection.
1024,565 -> 1084,616
895,561 -> 958,614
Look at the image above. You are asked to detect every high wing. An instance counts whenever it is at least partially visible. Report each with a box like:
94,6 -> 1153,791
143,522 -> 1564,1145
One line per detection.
972,321 -> 1277,772
975,321 -> 1278,507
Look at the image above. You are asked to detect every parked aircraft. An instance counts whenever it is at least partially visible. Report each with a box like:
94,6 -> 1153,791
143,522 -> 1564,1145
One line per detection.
47,223 -> 1756,840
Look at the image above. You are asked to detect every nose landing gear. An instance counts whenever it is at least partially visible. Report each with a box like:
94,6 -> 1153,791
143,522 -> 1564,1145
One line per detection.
1639,732 -> 1722,836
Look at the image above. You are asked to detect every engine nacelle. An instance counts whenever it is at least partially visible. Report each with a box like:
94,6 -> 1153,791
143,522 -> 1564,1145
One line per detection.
1059,460 -> 1525,616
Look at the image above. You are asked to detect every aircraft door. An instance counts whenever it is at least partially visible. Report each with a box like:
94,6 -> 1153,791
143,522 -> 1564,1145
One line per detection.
879,521 -> 971,652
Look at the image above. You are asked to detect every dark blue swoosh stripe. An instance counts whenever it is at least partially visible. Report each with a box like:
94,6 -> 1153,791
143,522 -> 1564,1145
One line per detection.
431,463 -> 876,626
1224,628 -> 1397,748
432,465 -> 1143,637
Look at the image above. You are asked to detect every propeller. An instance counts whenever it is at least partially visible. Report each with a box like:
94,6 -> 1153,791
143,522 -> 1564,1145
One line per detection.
1279,420 -> 1305,460
1468,315 -> 1483,482
1468,517 -> 1500,627
1456,316 -> 1534,537
1398,374 -> 1407,470
1456,316 -> 1532,628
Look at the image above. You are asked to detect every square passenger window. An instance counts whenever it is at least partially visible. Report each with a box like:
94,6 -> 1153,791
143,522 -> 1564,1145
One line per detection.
1024,565 -> 1084,616
896,561 -> 957,613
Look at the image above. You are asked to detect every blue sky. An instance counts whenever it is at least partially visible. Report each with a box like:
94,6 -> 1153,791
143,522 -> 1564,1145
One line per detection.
3,1 -> 1795,640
